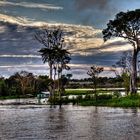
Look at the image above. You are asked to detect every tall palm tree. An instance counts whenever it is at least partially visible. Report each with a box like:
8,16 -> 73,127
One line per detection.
38,48 -> 55,80
35,29 -> 63,99
53,46 -> 71,107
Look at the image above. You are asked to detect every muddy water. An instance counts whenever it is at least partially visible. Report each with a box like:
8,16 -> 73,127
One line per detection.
0,105 -> 140,140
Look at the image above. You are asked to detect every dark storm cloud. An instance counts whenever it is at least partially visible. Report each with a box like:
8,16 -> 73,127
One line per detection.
71,51 -> 122,66
0,57 -> 41,65
0,21 -> 42,55
74,0 -> 115,27
75,0 -> 109,10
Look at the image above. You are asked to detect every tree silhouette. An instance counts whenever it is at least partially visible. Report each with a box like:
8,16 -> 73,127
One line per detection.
103,9 -> 140,94
35,28 -> 71,106
35,29 -> 64,98
87,65 -> 103,93
35,29 -> 63,80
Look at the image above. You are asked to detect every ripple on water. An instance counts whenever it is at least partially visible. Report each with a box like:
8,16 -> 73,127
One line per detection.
0,105 -> 140,140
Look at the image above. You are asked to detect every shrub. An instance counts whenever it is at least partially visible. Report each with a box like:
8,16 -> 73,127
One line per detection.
113,91 -> 121,98
76,95 -> 83,101
84,94 -> 91,100
96,94 -> 113,100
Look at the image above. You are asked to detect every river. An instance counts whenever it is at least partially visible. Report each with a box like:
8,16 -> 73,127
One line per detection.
0,105 -> 140,140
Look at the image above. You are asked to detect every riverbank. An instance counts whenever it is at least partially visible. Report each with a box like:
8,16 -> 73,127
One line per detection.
0,98 -> 38,105
0,95 -> 140,108
1,90 -> 140,108
79,95 -> 140,107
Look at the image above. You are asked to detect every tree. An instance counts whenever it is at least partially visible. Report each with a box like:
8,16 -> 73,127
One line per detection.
0,78 -> 7,96
122,72 -> 130,95
87,65 -> 104,94
53,44 -> 71,107
36,28 -> 71,106
116,52 -> 132,94
102,9 -> 140,94
14,71 -> 36,95
35,29 -> 61,80
116,52 -> 132,74
54,46 -> 71,89
37,75 -> 51,93
35,28 -> 65,97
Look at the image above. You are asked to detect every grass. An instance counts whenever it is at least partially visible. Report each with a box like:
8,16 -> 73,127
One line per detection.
79,95 -> 140,107
65,89 -> 90,95
2,89 -> 140,108
65,89 -> 110,95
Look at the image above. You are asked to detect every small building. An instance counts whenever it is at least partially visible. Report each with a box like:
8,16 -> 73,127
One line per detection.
37,91 -> 50,104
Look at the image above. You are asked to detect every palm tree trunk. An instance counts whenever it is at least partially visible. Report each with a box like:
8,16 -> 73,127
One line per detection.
50,63 -> 53,80
49,63 -> 54,105
57,64 -> 62,108
130,50 -> 138,94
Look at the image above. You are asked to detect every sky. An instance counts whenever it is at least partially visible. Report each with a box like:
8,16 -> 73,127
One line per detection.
0,0 -> 140,78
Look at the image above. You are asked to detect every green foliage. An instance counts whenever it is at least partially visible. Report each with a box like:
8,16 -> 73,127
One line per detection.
113,91 -> 121,98
76,95 -> 83,101
102,9 -> 140,42
65,89 -> 89,95
0,71 -> 53,98
103,9 -> 140,94
122,73 -> 130,94
0,79 -> 7,96
87,65 -> 104,92
84,94 -> 92,100
96,94 -> 113,100
79,95 -> 140,107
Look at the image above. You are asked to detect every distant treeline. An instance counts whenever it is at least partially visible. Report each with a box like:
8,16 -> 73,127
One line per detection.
68,77 -> 140,89
0,71 -> 51,97
1,71 -> 140,97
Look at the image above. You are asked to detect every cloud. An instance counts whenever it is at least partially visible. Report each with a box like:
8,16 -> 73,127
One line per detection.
0,13 -> 132,78
73,0 -> 116,27
0,14 -> 103,56
0,1 -> 63,10
0,14 -> 131,58
0,13 -> 31,25
0,54 -> 41,58
75,0 -> 109,10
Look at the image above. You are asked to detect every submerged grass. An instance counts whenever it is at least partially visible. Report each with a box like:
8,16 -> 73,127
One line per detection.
79,95 -> 140,107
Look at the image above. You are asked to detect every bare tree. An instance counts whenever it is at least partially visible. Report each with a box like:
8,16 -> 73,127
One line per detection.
14,71 -> 35,95
87,65 -> 104,94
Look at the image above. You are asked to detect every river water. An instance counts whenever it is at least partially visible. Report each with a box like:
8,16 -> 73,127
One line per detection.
0,105 -> 140,140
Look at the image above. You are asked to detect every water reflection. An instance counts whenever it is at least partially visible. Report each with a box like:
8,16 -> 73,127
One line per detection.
0,105 -> 140,140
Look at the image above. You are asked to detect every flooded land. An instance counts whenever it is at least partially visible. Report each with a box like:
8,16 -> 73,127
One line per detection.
0,105 -> 140,140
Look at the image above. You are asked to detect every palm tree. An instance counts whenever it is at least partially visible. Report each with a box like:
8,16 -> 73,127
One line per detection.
38,47 -> 55,80
36,29 -> 71,106
53,46 -> 71,107
35,29 -> 60,80
35,29 -> 63,99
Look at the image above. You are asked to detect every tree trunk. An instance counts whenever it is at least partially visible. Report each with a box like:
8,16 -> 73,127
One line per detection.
130,50 -> 138,94
49,63 -> 53,80
57,64 -> 62,108
49,63 -> 54,105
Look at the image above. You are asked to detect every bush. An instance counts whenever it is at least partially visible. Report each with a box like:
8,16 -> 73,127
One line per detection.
62,96 -> 70,104
96,94 -> 113,100
76,95 -> 83,101
84,94 -> 91,100
113,91 -> 121,98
